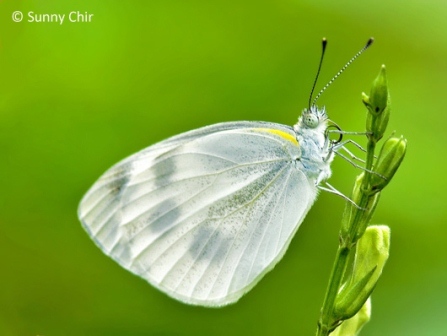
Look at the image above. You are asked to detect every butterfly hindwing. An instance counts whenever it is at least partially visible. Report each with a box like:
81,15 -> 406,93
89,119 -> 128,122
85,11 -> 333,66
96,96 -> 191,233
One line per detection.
79,121 -> 317,306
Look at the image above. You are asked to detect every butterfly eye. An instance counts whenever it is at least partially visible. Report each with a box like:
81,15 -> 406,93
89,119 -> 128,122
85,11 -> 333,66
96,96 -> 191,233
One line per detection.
304,112 -> 319,128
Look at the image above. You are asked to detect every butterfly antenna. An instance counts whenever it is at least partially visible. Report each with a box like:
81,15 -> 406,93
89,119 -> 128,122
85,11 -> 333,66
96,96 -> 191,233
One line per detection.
308,38 -> 328,110
312,37 -> 374,106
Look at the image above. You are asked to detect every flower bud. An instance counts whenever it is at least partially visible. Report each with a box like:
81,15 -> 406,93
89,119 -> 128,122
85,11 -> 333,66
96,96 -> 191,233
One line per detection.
340,174 -> 380,242
371,136 -> 407,191
334,225 -> 390,320
363,65 -> 390,142
369,65 -> 388,115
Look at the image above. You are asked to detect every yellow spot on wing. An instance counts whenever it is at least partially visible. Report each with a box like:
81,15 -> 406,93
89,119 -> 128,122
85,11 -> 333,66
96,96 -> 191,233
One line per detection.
256,128 -> 299,146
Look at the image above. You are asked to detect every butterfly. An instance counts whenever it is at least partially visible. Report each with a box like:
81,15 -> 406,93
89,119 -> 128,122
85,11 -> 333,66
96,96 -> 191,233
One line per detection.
78,38 -> 373,307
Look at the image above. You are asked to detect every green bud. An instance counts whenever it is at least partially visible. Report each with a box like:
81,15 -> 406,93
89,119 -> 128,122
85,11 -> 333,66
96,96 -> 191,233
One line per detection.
332,298 -> 371,336
371,136 -> 407,191
340,174 -> 381,242
369,65 -> 388,115
364,65 -> 390,142
366,105 -> 390,142
334,225 -> 390,320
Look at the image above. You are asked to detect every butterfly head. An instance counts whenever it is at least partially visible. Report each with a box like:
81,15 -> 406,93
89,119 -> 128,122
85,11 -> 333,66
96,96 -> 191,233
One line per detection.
299,105 -> 328,130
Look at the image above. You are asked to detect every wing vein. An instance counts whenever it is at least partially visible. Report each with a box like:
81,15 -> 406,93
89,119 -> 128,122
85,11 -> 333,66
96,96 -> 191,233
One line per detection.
127,157 -> 285,191
245,167 -> 293,284
206,164 -> 290,298
223,166 -> 289,295
121,159 -> 285,232
143,164 -> 288,286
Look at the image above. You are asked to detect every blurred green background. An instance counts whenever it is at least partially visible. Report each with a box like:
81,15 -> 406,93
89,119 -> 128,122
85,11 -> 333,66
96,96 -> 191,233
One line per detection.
1,0 -> 446,335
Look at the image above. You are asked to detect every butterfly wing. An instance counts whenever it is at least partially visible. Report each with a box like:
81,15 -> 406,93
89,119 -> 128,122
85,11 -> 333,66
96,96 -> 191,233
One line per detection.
78,121 -> 318,306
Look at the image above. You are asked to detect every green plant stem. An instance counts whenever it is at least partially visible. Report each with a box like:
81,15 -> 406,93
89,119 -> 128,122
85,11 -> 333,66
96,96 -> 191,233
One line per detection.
316,247 -> 350,335
316,138 -> 377,336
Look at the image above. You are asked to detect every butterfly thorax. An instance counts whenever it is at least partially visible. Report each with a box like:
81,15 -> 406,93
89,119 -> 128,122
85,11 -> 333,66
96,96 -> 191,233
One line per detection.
293,105 -> 334,185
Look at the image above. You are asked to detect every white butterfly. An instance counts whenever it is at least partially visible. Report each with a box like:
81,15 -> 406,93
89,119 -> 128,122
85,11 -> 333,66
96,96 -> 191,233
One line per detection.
78,39 -> 373,307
